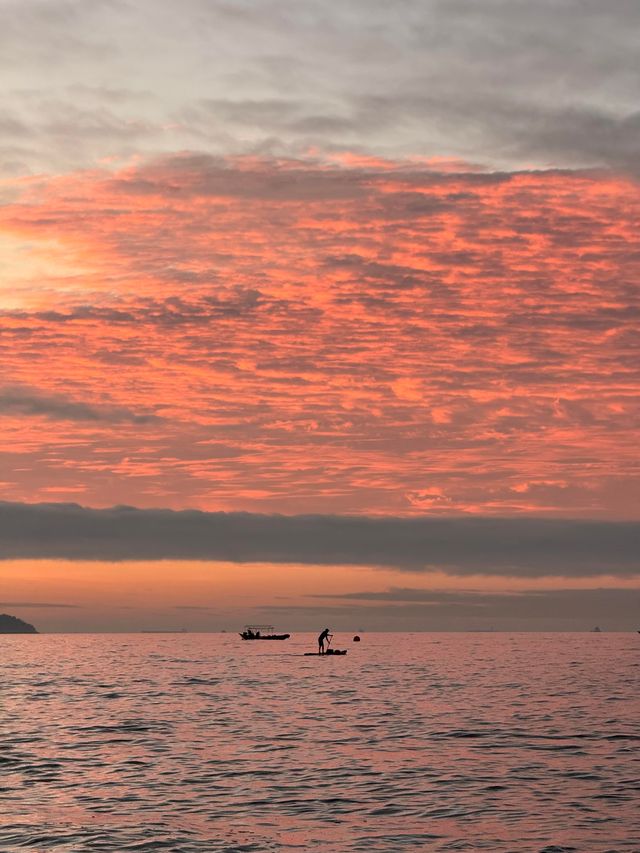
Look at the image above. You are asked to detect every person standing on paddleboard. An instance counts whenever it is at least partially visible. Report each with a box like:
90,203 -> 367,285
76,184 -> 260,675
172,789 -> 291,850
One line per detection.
318,627 -> 331,654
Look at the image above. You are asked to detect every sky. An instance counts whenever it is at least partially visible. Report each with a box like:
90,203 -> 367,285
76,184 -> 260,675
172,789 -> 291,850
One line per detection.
0,0 -> 638,631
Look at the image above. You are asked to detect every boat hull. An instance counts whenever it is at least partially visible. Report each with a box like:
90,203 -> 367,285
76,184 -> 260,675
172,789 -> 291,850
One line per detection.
239,633 -> 290,640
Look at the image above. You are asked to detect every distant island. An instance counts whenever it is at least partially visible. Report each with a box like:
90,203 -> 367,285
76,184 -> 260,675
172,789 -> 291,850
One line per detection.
0,613 -> 38,634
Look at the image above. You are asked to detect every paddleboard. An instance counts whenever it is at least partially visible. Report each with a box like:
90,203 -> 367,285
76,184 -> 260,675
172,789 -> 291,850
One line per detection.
304,650 -> 347,656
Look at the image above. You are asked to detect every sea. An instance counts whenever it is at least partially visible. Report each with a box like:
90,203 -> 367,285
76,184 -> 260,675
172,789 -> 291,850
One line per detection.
1,632 -> 638,852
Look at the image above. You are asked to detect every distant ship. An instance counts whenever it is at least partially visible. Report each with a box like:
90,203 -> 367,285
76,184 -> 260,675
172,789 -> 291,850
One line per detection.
142,628 -> 188,633
591,626 -> 602,633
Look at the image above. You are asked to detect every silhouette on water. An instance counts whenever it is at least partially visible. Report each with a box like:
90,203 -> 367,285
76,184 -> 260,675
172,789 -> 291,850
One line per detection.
304,628 -> 348,655
318,627 -> 331,654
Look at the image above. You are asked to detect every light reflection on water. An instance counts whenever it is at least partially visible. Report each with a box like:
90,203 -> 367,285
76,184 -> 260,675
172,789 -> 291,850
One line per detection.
1,632 -> 638,851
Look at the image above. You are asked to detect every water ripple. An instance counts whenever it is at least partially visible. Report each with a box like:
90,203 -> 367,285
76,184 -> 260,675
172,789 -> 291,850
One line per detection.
1,633 -> 638,851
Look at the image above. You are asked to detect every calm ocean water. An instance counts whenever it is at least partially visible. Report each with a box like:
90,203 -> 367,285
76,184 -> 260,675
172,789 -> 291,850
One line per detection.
1,632 -> 638,852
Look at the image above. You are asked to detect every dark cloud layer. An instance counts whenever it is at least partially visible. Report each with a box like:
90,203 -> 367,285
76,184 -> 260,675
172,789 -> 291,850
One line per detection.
1,501 -> 637,576
0,600 -> 79,609
263,587 -> 640,630
309,586 -> 640,612
0,387 -> 159,425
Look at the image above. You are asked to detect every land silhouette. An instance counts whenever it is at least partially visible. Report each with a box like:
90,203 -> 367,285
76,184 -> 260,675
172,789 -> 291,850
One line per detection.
0,613 -> 38,633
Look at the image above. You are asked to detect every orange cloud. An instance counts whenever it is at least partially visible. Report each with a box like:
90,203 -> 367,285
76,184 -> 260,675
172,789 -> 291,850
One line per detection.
0,155 -> 638,516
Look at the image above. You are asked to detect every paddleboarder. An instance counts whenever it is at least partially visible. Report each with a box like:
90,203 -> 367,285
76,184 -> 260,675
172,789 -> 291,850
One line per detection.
318,627 -> 331,655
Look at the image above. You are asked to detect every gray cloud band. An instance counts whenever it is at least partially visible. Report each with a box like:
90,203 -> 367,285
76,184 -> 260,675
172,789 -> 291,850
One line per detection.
2,0 -> 639,174
0,387 -> 159,424
0,501 -> 637,576
265,588 -> 640,622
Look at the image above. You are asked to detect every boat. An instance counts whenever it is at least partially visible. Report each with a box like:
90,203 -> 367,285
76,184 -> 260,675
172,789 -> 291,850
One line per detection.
239,624 -> 290,640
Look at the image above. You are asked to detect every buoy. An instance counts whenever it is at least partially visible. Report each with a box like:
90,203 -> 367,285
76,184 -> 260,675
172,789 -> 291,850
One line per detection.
353,635 -> 361,642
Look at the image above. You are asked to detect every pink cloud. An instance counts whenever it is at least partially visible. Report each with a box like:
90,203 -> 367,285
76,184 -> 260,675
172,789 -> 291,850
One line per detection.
0,155 -> 638,516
